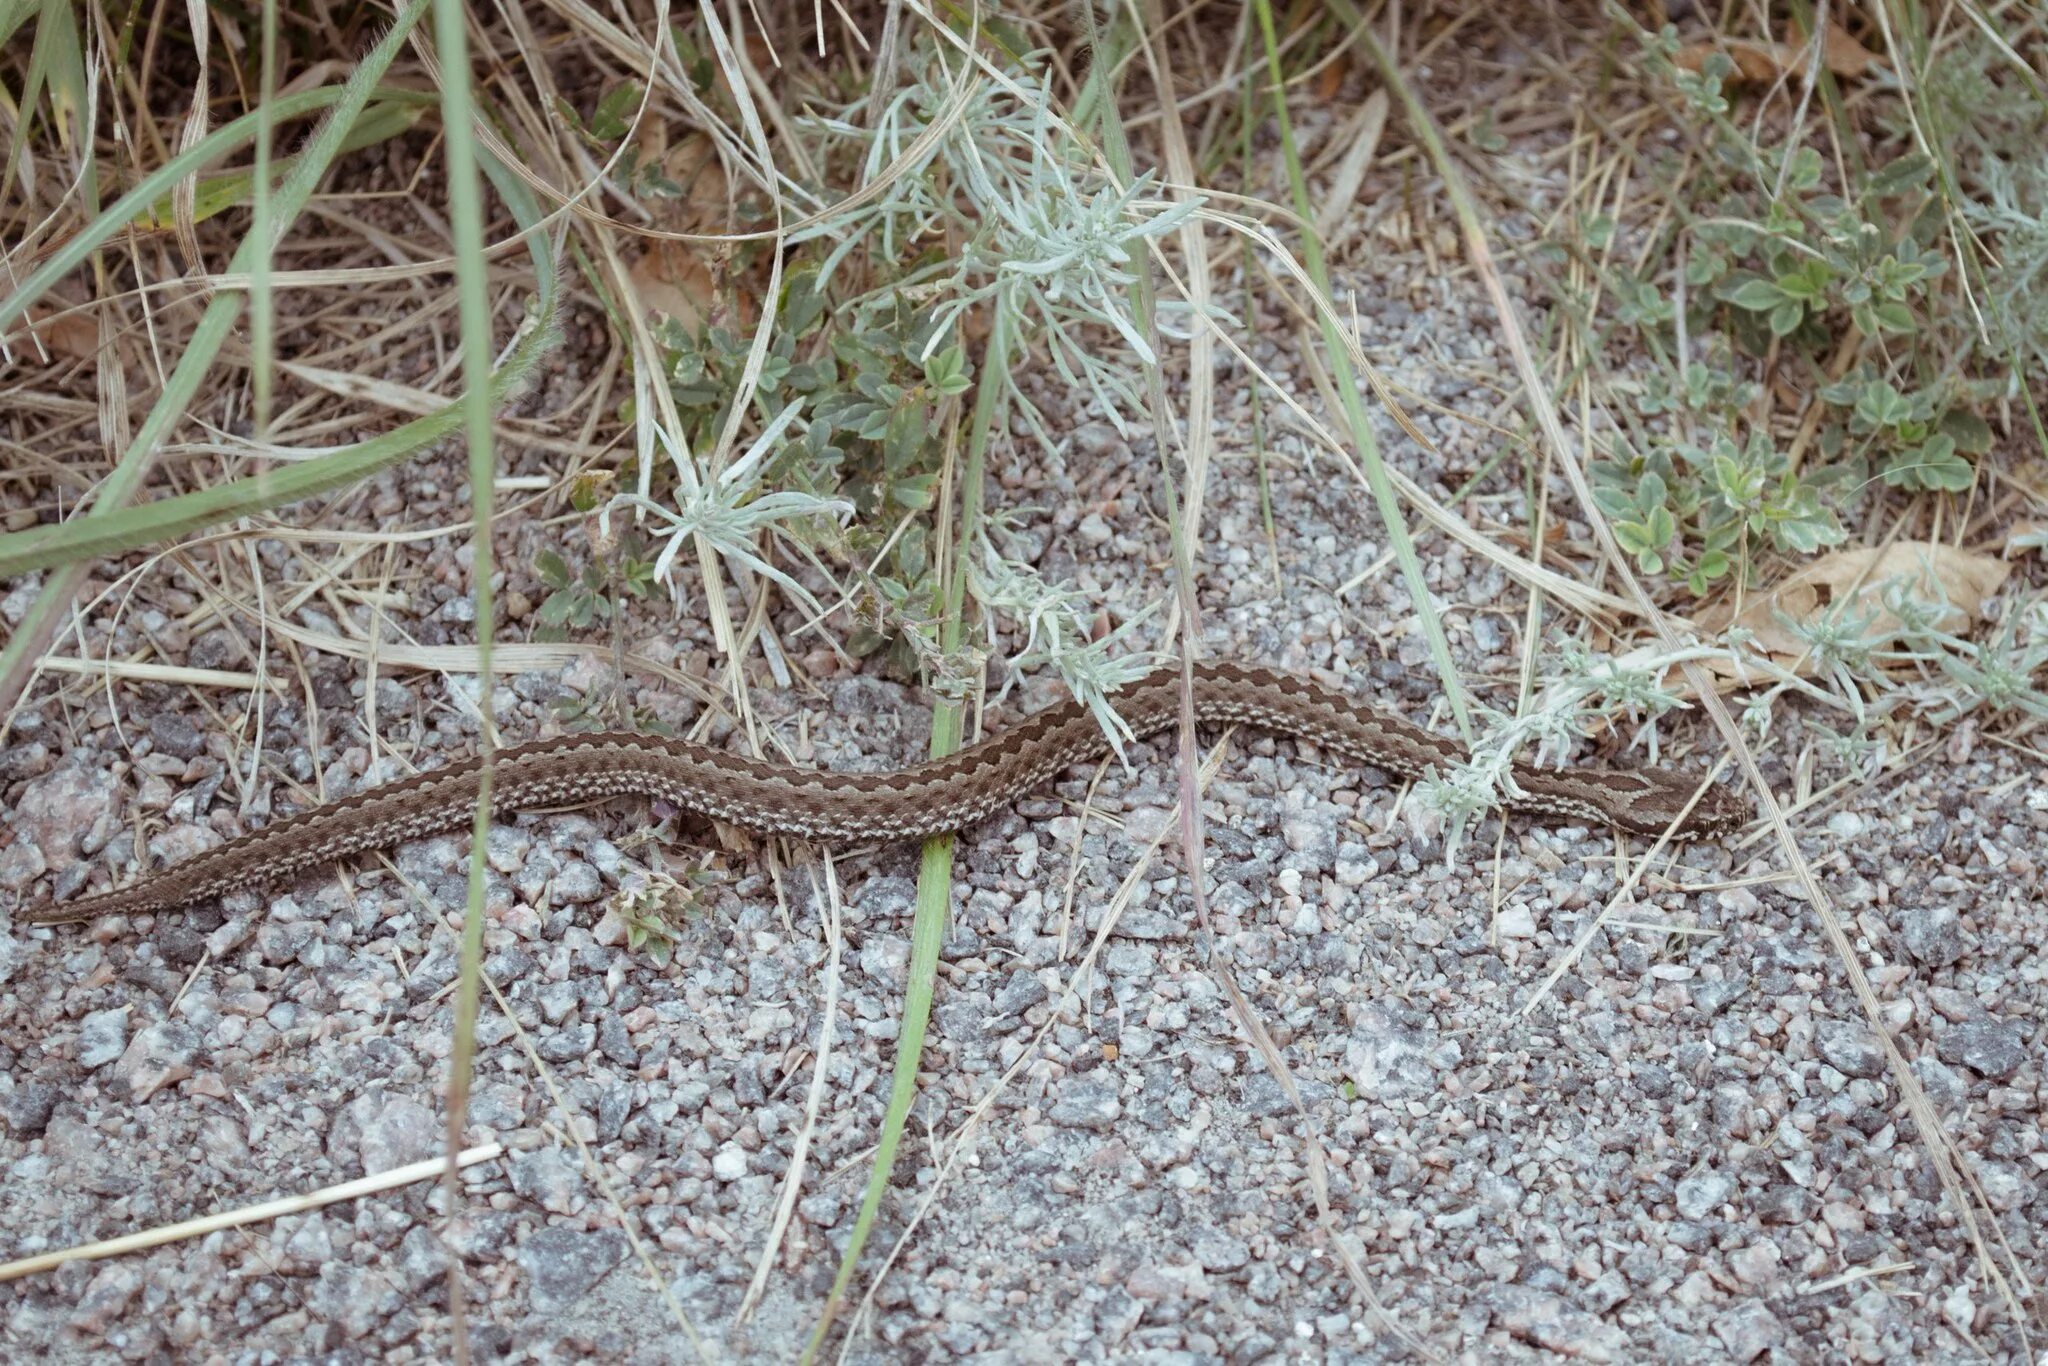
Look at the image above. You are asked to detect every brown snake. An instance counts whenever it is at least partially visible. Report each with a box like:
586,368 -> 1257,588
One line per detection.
17,662 -> 1746,927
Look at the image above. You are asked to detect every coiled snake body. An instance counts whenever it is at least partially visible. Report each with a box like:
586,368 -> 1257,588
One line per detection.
19,662 -> 1745,926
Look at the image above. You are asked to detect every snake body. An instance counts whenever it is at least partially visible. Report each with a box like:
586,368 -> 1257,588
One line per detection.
18,662 -> 1745,926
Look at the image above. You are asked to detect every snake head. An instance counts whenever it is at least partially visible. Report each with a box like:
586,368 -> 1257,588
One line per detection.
1682,780 -> 1751,838
1612,768 -> 1751,838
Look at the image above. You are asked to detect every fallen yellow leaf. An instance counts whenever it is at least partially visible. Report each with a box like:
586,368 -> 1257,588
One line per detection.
1698,541 -> 2008,676
624,133 -> 734,332
1676,20 -> 1879,85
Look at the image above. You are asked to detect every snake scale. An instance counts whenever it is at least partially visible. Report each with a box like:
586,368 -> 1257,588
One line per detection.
17,662 -> 1746,927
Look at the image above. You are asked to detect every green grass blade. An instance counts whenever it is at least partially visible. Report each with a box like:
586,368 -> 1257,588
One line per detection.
127,102 -> 427,233
801,308 -> 1012,1365
0,156 -> 557,583
0,0 -> 71,202
0,0 -> 36,46
251,0 -> 284,437
0,87 -> 434,338
0,0 -> 432,718
1248,0 -> 1473,739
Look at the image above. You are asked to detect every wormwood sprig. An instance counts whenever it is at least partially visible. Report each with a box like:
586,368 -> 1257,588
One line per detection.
1900,30 -> 2048,381
947,163 -> 1201,416
1414,642 -> 1721,848
548,40 -> 1199,795
970,535 -> 1161,760
1930,626 -> 2048,723
1685,574 -> 2048,769
2009,527 -> 2048,558
603,403 -> 851,619
1889,590 -> 2048,725
1779,597 -> 1890,713
796,47 -> 1202,445
629,38 -> 1186,758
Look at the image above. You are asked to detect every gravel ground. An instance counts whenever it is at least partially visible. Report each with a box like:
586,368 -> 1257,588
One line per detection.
4,78 -> 2046,1366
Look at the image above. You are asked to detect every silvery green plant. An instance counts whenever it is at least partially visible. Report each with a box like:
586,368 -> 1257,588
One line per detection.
795,45 -> 1199,444
785,41 -> 1194,748
1884,584 -> 2048,725
1777,596 -> 1890,727
1928,600 -> 2048,722
604,401 -> 851,620
1750,568 -> 2048,730
970,534 -> 1160,760
1414,640 -> 1720,848
1698,571 -> 2045,788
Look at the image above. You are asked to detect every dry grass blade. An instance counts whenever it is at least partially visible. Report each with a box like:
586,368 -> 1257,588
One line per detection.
1151,215 -> 1637,617
1133,0 -> 1216,549
425,0 -> 515,1349
0,0 -> 435,720
477,974 -> 708,1355
737,854 -> 845,1323
0,1145 -> 504,1284
31,656 -> 268,690
1090,12 -> 1428,1349
0,170 -> 558,585
1336,6 -> 2038,1339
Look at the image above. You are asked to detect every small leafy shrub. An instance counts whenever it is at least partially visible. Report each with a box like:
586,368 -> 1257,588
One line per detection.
1583,23 -> 2033,599
650,265 -> 972,673
659,268 -> 968,527
532,524 -> 657,633
610,869 -> 715,969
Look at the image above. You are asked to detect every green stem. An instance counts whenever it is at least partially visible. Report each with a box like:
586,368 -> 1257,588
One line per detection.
431,0 -> 503,1349
802,310 -> 1010,1365
0,2 -> 435,720
1250,0 -> 1473,739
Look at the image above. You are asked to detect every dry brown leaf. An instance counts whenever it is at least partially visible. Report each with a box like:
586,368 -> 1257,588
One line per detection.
1696,542 -> 2008,677
1313,52 -> 1349,103
661,131 -> 730,230
629,241 -> 718,332
1817,22 -> 1879,78
1677,39 -> 1786,84
1676,21 -> 1878,84
624,133 -> 733,331
20,303 -> 100,361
